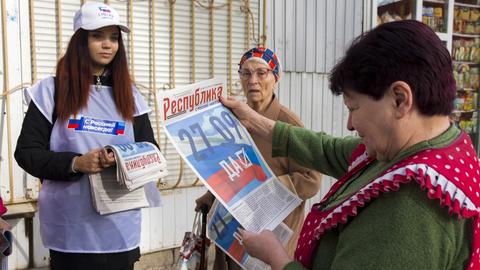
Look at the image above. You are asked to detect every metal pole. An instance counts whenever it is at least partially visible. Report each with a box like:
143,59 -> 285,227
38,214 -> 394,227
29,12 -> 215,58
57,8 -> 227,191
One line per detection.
1,0 -> 14,203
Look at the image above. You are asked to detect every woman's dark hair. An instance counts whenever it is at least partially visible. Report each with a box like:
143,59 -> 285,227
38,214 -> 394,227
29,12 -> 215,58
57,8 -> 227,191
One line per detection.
55,28 -> 134,121
329,20 -> 455,116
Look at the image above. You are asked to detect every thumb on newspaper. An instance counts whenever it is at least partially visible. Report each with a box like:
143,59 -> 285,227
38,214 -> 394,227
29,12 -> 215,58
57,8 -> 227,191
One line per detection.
100,148 -> 116,168
237,228 -> 290,269
75,148 -> 103,173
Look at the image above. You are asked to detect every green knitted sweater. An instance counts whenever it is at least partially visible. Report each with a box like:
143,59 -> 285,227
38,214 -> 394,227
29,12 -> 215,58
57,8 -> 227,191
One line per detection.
272,122 -> 471,270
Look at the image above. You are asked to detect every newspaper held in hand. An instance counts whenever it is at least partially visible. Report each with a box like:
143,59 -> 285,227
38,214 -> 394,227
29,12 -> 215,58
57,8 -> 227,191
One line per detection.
207,201 -> 292,270
106,142 -> 168,191
89,142 -> 168,215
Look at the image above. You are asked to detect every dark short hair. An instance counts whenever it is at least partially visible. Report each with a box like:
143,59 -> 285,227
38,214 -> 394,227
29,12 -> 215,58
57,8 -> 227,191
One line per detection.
329,20 -> 455,116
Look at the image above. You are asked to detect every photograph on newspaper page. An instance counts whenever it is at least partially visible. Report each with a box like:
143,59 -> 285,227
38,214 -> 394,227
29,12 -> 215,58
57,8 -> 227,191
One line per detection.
161,78 -> 301,233
206,201 -> 292,270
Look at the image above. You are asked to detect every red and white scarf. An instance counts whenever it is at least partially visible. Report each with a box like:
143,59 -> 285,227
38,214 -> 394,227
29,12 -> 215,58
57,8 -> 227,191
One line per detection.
294,132 -> 480,269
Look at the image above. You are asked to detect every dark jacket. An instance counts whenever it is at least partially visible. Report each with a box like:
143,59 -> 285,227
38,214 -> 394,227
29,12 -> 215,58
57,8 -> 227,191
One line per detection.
15,78 -> 157,182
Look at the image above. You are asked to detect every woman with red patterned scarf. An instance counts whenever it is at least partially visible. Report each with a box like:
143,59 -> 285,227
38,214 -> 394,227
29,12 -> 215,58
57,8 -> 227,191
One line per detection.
221,20 -> 480,270
195,46 -> 321,270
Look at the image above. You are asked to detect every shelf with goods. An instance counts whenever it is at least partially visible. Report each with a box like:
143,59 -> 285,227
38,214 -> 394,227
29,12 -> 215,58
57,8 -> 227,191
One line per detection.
372,0 -> 480,152
373,0 -> 454,49
375,0 -> 415,25
452,0 -> 480,151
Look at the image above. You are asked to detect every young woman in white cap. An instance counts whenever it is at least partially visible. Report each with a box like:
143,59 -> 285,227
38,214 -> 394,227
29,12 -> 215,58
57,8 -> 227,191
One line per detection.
15,2 -> 160,269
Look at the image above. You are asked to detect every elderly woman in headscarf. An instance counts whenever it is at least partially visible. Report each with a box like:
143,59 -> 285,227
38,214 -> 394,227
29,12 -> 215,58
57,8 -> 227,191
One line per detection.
222,20 -> 480,270
195,47 -> 322,270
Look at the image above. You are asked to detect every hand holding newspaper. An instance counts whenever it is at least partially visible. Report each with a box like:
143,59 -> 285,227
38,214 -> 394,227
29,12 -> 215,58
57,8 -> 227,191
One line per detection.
207,201 -> 292,270
106,142 -> 168,191
161,78 -> 302,269
89,142 -> 168,215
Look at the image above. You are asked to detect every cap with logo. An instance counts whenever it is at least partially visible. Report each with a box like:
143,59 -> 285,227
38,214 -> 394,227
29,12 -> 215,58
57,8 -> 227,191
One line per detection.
73,2 -> 130,33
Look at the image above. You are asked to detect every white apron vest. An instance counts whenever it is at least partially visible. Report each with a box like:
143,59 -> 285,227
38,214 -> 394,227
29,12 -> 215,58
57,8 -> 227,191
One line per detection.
27,76 -> 160,252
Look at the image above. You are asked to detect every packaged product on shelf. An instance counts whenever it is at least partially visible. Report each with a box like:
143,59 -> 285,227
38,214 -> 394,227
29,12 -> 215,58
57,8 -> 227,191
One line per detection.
381,11 -> 396,23
422,6 -> 444,32
454,64 -> 464,89
464,41 -> 471,62
471,68 -> 479,89
464,68 -> 472,89
473,93 -> 478,109
423,7 -> 434,30
471,9 -> 480,22
434,7 -> 444,32
459,7 -> 470,21
454,19 -> 465,33
454,96 -> 465,111
454,69 -> 461,89
454,6 -> 480,34
454,63 -> 479,91
470,45 -> 478,62
453,39 -> 480,62
466,22 -> 476,34
473,39 -> 480,62
454,40 -> 465,61
464,93 -> 475,111
460,119 -> 476,134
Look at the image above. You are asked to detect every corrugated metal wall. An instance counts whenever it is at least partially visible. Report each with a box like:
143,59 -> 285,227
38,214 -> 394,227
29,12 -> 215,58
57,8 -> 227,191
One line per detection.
0,0 -> 365,268
3,0 -> 260,268
265,0 -> 364,206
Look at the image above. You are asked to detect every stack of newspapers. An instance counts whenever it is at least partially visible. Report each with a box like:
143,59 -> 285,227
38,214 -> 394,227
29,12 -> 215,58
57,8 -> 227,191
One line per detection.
89,142 -> 168,215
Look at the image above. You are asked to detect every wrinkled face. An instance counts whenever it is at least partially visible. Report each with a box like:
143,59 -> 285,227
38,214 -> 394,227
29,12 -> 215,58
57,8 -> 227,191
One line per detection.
343,89 -> 397,161
239,60 -> 277,108
88,25 -> 119,74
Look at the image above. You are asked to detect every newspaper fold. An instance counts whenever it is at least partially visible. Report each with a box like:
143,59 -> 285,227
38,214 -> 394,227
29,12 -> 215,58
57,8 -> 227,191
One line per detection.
89,142 -> 168,215
106,142 -> 168,191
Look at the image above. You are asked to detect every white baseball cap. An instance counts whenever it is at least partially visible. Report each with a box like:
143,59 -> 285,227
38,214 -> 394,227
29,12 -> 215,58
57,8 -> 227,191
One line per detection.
73,2 -> 130,33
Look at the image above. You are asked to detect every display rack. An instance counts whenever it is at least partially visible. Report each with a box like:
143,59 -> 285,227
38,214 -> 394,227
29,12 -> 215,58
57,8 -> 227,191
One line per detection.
372,0 -> 480,152
374,0 -> 454,50
451,0 -> 480,150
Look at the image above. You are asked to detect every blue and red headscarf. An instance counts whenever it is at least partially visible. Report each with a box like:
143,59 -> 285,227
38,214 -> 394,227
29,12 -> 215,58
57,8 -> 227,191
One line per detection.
238,47 -> 281,82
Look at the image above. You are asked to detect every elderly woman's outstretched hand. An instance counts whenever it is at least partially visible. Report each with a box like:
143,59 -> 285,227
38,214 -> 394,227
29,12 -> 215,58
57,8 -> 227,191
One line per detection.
220,96 -> 258,129
221,96 -> 276,141
238,229 -> 292,270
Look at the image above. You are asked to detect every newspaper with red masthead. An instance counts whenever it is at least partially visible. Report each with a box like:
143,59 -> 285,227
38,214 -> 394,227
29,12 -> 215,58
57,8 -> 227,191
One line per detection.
161,78 -> 302,268
89,142 -> 168,215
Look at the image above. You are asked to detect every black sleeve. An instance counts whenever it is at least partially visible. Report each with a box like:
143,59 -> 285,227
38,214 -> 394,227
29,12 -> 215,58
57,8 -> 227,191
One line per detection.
14,102 -> 82,181
133,113 -> 159,148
